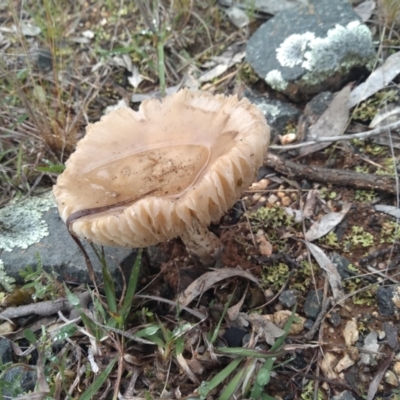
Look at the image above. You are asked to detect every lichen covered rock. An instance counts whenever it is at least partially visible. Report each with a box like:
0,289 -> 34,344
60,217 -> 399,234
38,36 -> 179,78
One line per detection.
246,0 -> 376,100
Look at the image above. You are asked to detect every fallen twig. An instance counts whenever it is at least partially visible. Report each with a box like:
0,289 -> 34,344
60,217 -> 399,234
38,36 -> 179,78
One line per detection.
270,120 -> 400,151
265,153 -> 397,194
0,291 -> 91,320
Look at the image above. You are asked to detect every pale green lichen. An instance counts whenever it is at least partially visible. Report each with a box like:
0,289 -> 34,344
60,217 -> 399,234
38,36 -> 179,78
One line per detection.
265,69 -> 288,90
0,259 -> 16,292
0,192 -> 55,252
276,32 -> 315,68
302,21 -> 374,73
274,20 -> 374,87
255,103 -> 280,118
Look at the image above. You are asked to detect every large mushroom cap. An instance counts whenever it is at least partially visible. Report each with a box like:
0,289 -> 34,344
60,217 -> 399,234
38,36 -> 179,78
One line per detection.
53,89 -> 270,260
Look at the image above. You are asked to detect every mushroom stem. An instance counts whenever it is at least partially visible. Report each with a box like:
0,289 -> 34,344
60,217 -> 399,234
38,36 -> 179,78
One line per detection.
180,219 -> 222,266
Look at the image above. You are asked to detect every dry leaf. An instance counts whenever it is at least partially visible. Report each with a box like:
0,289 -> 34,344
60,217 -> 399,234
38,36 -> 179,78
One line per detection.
176,353 -> 200,384
367,351 -> 394,400
299,85 -> 351,156
302,189 -> 320,220
305,203 -> 352,241
306,242 -> 344,301
354,1 -> 375,22
348,51 -> 400,108
246,313 -> 285,345
319,352 -> 338,380
218,0 -> 308,15
227,287 -> 247,321
375,204 -> 400,219
199,47 -> 245,83
178,269 -> 261,307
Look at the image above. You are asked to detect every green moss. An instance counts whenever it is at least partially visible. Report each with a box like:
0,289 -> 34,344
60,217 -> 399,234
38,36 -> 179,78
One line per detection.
354,189 -> 377,202
262,263 -> 289,289
344,279 -> 377,306
250,205 -> 294,229
380,221 -> 400,243
344,226 -> 374,249
376,157 -> 396,176
319,231 -> 339,248
352,89 -> 399,122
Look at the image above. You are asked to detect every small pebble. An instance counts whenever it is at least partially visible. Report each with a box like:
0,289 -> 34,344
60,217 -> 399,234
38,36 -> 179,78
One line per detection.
378,262 -> 386,270
385,370 -> 399,387
268,194 -> 278,204
280,133 -> 297,145
258,196 -> 267,203
394,361 -> 400,376
277,191 -> 285,199
250,178 -> 270,191
281,196 -> 291,206
252,193 -> 262,202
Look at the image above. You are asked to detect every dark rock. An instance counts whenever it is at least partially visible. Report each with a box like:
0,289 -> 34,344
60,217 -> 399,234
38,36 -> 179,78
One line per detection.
330,390 -> 356,400
304,91 -> 333,117
244,92 -> 300,136
0,338 -> 13,364
304,289 -> 323,319
383,321 -> 398,349
304,319 -> 314,330
330,253 -> 354,280
328,312 -> 341,327
2,366 -> 37,399
289,351 -> 307,370
376,286 -> 396,316
146,245 -> 170,269
223,327 -> 248,347
279,290 -> 299,308
35,48 -> 53,72
0,194 -> 138,292
246,0 -> 375,100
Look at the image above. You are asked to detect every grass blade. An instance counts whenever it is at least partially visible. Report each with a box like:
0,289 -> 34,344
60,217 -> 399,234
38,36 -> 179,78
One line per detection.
120,249 -> 142,323
79,356 -> 118,400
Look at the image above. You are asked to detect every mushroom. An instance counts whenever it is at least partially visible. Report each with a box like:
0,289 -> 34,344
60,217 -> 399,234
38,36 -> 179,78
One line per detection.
53,89 -> 270,264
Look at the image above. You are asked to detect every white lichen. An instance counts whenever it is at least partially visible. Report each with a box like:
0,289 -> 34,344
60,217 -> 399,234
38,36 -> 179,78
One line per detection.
272,21 -> 374,88
276,32 -> 315,68
302,21 -> 374,73
265,70 -> 288,91
256,103 -> 280,118
0,259 -> 15,292
0,192 -> 55,252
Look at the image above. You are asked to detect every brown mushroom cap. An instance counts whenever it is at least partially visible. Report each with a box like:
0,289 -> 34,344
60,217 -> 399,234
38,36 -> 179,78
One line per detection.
53,89 -> 270,259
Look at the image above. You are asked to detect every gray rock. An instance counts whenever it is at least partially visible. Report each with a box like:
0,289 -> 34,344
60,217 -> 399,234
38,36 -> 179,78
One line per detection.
377,286 -> 396,316
330,390 -> 356,400
383,322 -> 398,350
246,0 -> 375,99
2,366 -> 37,399
330,253 -> 354,280
0,338 -> 13,364
328,312 -> 341,327
304,289 -> 323,319
279,289 -> 299,308
0,193 -> 138,291
244,93 -> 300,136
303,91 -> 333,118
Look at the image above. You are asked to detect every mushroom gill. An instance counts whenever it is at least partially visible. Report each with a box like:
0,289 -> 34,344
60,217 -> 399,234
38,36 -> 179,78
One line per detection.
53,89 -> 270,264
